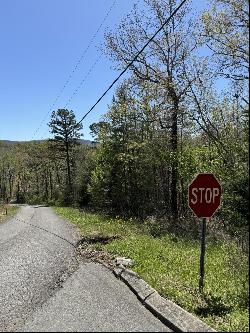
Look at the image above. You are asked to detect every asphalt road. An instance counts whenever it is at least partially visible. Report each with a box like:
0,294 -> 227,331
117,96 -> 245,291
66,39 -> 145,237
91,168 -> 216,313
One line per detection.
0,205 -> 171,332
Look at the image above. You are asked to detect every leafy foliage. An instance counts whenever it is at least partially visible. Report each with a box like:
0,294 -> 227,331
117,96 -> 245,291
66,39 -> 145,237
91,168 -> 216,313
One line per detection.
54,207 -> 249,332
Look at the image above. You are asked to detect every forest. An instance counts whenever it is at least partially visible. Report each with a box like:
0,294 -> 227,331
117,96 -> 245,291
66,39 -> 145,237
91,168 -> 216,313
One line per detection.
1,0 -> 248,235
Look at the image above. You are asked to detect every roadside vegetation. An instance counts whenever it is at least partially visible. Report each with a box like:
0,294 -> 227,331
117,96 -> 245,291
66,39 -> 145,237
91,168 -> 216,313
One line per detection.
54,206 -> 249,332
0,205 -> 18,223
0,0 -> 248,331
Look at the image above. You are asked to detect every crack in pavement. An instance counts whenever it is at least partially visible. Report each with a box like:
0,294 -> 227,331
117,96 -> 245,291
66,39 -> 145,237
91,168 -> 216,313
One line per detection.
12,212 -> 77,248
1,205 -> 172,332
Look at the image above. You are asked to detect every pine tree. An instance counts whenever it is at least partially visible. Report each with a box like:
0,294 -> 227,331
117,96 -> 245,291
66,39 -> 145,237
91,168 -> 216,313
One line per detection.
48,109 -> 83,202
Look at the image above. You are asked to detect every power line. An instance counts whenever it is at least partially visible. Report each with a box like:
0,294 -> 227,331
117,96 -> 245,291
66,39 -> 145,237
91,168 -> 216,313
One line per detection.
30,0 -> 117,140
64,55 -> 102,109
40,54 -> 102,139
70,0 -> 188,134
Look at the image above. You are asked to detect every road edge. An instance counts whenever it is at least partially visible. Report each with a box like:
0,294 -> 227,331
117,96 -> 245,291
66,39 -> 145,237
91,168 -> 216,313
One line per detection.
113,266 -> 216,332
0,205 -> 19,225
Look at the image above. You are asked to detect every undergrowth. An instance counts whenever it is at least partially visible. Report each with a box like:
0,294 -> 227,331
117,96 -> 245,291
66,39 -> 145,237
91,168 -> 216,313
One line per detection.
54,206 -> 249,332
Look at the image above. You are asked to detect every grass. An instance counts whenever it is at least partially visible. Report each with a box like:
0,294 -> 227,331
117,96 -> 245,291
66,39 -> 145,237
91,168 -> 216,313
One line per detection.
54,206 -> 249,332
0,205 -> 18,223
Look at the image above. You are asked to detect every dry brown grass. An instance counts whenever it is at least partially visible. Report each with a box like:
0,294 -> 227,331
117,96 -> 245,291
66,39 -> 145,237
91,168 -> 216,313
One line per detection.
0,204 -> 18,223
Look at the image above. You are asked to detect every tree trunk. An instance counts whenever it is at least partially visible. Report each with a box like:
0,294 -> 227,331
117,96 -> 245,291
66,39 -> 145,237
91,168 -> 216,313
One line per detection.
44,170 -> 49,201
170,96 -> 178,222
9,174 -> 13,198
65,140 -> 71,188
16,181 -> 20,203
36,171 -> 40,196
49,170 -> 53,200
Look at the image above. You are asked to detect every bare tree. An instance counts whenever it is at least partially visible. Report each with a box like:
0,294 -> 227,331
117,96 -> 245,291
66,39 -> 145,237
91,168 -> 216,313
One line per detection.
104,0 -> 198,221
201,0 -> 249,82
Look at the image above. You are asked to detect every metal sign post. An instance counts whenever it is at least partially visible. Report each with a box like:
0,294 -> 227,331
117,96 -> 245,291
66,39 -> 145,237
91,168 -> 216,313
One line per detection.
188,173 -> 222,293
199,217 -> 206,293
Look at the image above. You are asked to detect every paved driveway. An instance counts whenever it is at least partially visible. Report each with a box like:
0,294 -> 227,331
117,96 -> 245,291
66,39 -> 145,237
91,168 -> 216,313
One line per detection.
0,205 -> 171,332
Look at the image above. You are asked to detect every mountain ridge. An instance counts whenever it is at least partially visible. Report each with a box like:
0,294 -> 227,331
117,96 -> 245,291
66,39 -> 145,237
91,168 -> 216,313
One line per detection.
0,139 -> 96,147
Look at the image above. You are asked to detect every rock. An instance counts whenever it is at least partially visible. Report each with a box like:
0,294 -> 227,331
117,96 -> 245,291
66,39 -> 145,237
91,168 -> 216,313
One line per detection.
114,257 -> 134,267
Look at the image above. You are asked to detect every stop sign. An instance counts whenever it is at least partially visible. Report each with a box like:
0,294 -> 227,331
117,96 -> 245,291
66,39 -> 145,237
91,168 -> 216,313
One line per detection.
188,173 -> 222,218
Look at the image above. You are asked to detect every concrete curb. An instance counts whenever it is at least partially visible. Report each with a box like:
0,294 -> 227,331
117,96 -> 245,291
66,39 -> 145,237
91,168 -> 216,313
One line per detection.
113,267 -> 216,332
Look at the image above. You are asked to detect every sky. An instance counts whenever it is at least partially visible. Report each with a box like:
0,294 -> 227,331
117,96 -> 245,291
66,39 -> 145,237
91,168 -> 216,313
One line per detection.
0,0 -> 208,142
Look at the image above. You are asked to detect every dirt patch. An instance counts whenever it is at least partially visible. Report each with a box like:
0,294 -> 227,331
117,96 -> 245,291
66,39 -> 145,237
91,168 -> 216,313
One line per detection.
78,247 -> 115,268
76,234 -> 120,246
76,233 -> 120,268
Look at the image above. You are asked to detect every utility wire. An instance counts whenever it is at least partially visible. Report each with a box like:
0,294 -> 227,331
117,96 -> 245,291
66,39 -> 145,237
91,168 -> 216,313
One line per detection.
64,55 -> 102,109
40,54 -> 102,139
30,0 -> 117,140
69,0 -> 188,134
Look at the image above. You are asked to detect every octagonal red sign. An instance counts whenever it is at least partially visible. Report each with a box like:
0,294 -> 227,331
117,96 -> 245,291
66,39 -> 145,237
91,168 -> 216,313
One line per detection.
188,173 -> 222,218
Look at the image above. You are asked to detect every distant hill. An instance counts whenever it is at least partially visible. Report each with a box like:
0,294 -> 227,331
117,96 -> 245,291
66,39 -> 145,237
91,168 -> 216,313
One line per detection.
0,139 -> 97,147
78,139 -> 97,146
0,140 -> 21,146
